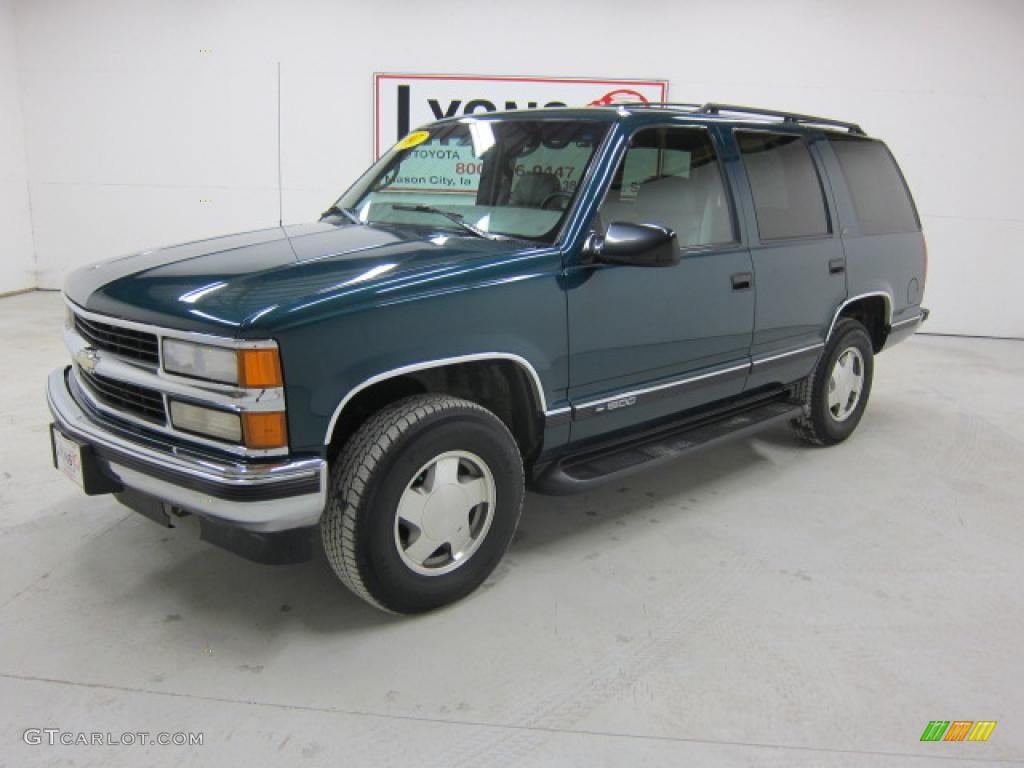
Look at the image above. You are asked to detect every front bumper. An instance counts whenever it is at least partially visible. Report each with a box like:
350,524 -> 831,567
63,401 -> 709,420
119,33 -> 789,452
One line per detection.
47,366 -> 327,534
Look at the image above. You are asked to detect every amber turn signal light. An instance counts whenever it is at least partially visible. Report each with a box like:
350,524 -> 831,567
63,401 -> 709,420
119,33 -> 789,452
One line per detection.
243,412 -> 288,449
238,348 -> 283,388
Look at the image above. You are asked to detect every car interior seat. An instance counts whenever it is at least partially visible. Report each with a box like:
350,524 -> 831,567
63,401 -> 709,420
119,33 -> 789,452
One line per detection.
509,172 -> 562,208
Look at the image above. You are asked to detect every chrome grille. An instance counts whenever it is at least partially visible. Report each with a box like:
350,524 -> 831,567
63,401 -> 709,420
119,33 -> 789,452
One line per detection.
78,367 -> 167,424
74,313 -> 159,365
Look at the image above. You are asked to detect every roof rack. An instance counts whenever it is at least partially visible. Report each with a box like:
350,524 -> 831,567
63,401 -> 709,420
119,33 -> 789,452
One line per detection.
612,101 -> 865,135
699,103 -> 865,135
615,101 -> 705,110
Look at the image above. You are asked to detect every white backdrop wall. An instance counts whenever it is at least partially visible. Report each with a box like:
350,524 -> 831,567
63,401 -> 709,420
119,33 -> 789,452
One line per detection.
0,0 -> 33,294
10,0 -> 1024,337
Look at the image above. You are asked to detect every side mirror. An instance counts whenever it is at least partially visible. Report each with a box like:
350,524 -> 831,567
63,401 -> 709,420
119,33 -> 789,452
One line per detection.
585,222 -> 680,267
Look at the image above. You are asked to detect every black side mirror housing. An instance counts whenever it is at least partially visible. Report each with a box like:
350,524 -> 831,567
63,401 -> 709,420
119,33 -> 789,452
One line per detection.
585,222 -> 680,267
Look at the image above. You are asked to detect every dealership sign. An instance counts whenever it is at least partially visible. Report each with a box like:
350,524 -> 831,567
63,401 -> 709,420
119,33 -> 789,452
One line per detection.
373,74 -> 668,158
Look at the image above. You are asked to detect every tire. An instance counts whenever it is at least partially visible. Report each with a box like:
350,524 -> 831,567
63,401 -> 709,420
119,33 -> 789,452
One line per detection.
321,394 -> 525,614
791,318 -> 874,446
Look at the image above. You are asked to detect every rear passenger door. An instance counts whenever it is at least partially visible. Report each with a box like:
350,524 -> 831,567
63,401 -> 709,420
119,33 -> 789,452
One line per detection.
732,130 -> 847,390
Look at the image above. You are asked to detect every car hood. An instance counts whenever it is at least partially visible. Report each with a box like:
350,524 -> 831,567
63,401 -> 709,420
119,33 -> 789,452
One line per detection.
64,221 -> 531,335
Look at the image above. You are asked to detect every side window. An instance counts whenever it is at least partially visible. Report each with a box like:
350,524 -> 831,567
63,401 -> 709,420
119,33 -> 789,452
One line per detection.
736,131 -> 830,240
829,136 -> 920,235
600,126 -> 734,247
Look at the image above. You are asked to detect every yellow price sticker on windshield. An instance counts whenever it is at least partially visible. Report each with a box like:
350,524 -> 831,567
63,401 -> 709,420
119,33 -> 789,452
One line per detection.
394,130 -> 430,151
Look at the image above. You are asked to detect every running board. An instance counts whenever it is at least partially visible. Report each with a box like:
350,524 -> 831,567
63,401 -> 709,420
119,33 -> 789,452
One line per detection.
533,398 -> 804,494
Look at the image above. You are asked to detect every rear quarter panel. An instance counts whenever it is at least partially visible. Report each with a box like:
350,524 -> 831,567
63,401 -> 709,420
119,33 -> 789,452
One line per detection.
818,139 -> 927,329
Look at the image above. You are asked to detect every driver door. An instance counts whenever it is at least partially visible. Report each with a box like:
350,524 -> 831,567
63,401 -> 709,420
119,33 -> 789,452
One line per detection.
566,125 -> 755,441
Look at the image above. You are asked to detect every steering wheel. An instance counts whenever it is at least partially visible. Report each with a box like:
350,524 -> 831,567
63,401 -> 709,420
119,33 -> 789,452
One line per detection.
540,191 -> 572,211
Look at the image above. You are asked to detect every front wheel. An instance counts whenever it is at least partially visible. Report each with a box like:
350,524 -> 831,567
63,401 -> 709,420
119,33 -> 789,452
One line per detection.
321,394 -> 524,613
791,318 -> 874,446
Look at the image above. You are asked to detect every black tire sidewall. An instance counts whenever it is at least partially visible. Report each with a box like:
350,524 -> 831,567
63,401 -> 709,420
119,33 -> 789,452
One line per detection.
355,408 -> 524,613
810,320 -> 874,444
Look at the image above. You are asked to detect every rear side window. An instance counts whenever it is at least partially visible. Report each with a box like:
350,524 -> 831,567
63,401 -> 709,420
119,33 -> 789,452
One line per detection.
736,131 -> 830,240
829,136 -> 920,235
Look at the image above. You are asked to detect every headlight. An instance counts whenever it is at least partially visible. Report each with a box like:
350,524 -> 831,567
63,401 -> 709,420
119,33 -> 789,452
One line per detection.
169,400 -> 243,443
163,339 -> 238,384
168,401 -> 288,449
162,340 -> 282,388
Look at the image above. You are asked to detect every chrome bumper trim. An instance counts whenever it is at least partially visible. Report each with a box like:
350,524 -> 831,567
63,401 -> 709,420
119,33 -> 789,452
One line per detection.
48,367 -> 326,532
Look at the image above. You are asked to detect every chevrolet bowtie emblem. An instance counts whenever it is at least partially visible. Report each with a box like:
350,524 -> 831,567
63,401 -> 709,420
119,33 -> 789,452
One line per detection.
75,347 -> 100,371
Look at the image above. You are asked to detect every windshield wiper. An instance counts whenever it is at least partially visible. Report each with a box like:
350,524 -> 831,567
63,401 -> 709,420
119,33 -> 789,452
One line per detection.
391,204 -> 505,241
320,204 -> 363,225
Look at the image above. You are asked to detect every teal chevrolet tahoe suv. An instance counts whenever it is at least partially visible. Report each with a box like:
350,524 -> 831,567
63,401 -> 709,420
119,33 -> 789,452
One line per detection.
47,103 -> 928,613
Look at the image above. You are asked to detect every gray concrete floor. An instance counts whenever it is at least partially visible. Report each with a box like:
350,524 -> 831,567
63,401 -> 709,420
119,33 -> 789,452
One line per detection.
1,290 -> 1021,767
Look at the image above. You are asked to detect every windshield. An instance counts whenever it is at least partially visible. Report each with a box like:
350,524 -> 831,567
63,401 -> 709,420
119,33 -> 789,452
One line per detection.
334,118 -> 610,242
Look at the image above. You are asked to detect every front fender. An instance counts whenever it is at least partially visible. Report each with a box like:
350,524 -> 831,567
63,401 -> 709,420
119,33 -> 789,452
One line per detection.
273,251 -> 568,454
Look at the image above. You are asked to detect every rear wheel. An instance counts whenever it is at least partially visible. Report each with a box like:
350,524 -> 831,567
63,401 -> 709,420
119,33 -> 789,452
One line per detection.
321,394 -> 524,613
791,318 -> 874,446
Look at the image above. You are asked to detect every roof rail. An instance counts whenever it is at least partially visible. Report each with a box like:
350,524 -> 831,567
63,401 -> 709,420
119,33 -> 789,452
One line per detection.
610,101 -> 865,135
698,103 -> 865,135
611,101 -> 704,110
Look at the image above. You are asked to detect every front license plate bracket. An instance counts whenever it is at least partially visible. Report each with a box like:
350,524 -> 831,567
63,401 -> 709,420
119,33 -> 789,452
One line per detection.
50,425 -> 123,496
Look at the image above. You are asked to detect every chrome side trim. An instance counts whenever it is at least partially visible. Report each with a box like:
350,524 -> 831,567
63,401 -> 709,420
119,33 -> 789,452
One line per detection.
879,309 -> 927,351
544,405 -> 572,428
48,368 -> 326,532
826,291 -> 894,341
751,343 -> 824,366
575,361 -> 751,412
890,313 -> 923,329
323,353 -> 550,445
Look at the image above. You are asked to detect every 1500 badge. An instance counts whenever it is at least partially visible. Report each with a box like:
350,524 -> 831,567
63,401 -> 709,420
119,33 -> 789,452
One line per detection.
595,396 -> 637,414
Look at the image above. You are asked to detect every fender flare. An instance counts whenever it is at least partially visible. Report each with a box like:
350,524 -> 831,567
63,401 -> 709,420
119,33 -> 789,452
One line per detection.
322,352 -> 549,445
826,291 -> 893,341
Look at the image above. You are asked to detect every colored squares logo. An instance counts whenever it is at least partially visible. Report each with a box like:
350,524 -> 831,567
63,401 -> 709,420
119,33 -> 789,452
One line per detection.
921,721 -> 997,742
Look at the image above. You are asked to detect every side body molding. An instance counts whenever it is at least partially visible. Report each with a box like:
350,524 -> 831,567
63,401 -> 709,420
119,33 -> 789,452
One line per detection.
322,353 -> 550,445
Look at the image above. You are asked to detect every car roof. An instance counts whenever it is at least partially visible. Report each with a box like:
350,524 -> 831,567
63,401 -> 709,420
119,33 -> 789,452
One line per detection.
425,103 -> 867,137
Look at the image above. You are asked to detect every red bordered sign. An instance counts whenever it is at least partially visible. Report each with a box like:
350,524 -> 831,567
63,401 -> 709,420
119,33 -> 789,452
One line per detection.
374,74 -> 668,158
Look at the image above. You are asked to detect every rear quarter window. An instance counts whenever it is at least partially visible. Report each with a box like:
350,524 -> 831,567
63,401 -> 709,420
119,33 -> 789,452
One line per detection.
829,136 -> 920,235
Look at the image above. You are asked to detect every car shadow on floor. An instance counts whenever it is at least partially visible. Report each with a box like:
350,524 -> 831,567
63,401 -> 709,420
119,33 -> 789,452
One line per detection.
512,429 -> 788,557
74,509 -> 401,633
68,426 -> 793,635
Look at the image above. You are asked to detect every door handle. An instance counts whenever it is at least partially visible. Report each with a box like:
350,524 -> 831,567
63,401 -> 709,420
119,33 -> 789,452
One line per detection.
731,272 -> 753,291
829,258 -> 846,274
